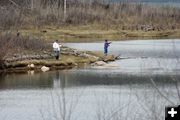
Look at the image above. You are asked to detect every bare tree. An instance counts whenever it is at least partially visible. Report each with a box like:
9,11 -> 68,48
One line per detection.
31,0 -> 34,10
64,0 -> 67,22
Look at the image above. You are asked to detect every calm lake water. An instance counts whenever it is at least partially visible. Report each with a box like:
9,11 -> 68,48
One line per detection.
65,39 -> 180,75
0,39 -> 180,120
103,0 -> 180,8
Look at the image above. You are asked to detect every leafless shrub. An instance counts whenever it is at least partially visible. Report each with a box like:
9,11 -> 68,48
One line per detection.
0,33 -> 48,69
0,32 -> 18,68
15,36 -> 47,51
0,6 -> 21,29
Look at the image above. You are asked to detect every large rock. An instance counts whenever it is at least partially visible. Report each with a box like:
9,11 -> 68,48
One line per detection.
91,61 -> 107,66
92,63 -> 119,69
41,66 -> 50,72
66,58 -> 77,66
28,64 -> 35,69
104,63 -> 119,67
103,55 -> 116,62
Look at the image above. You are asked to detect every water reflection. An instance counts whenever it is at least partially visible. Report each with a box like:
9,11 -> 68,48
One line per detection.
0,70 -> 180,90
0,72 -> 53,89
0,70 -> 180,120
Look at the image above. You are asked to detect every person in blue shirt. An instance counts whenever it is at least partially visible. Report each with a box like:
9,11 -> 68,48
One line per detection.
104,40 -> 111,56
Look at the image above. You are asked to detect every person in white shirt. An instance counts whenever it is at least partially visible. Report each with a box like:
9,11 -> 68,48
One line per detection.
53,40 -> 62,60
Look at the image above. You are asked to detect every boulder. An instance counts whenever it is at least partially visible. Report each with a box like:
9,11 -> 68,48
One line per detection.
30,64 -> 35,68
92,63 -> 119,69
89,56 -> 99,63
91,61 -> 107,66
104,63 -> 119,67
41,66 -> 50,72
28,64 -> 35,69
66,58 -> 76,65
103,55 -> 116,62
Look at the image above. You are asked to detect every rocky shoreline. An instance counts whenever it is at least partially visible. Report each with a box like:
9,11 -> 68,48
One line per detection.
0,46 -> 118,73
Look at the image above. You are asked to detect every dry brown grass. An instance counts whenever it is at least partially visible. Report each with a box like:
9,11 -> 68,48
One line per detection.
0,0 -> 180,30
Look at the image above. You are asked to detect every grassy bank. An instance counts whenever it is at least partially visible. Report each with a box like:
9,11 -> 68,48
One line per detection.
0,1 -> 180,42
19,26 -> 180,42
1,52 -> 117,73
3,55 -> 90,73
2,25 -> 180,42
0,33 -> 117,72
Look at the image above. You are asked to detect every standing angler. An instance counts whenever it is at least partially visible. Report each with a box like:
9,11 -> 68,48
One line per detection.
104,40 -> 111,56
53,40 -> 62,60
